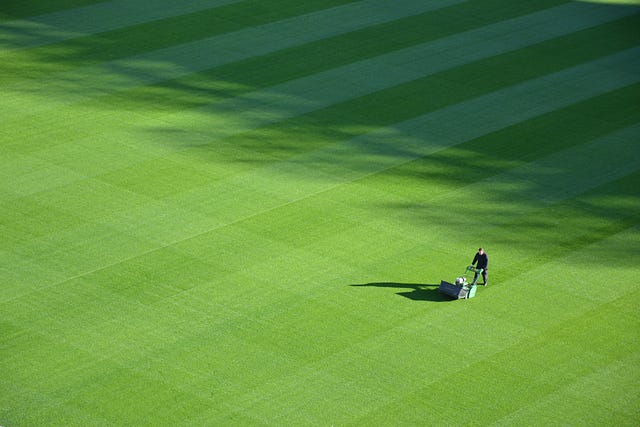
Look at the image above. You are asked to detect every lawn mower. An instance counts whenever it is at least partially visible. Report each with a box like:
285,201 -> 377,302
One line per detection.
438,266 -> 484,299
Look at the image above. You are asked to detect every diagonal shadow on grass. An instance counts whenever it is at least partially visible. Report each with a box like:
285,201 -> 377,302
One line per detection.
351,282 -> 451,302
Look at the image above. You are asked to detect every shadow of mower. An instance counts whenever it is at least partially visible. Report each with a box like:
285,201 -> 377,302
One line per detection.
350,282 -> 451,302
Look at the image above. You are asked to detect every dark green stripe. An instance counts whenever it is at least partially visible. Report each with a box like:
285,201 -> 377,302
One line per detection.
487,181 -> 639,284
372,83 -> 640,190
213,0 -> 570,88
218,15 -> 640,160
1,0 -> 357,80
0,0 -> 105,22
98,0 -> 570,112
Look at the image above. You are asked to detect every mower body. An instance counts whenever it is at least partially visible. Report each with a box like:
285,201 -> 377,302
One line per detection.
438,280 -> 477,299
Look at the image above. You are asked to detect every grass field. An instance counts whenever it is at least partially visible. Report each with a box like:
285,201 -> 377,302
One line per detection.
1,0 -> 640,425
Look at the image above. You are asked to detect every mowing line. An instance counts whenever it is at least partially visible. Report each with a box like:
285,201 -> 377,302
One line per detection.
371,123 -> 640,254
167,47 -> 640,212
4,7 -> 637,297
356,226 -> 640,425
175,2 -> 637,134
0,0 -> 246,51
8,1 -> 634,124
4,3 -> 640,423
479,124 -> 640,205
304,48 -> 640,173
3,1 -> 635,158
1,0 -> 466,116
159,48 -> 640,250
7,49 -> 638,303
4,49 -> 637,284
492,347 -> 640,425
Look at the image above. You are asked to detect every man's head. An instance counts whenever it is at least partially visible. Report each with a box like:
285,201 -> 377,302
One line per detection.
478,248 -> 484,254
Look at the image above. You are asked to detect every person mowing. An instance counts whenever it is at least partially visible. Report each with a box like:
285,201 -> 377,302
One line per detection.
471,247 -> 489,286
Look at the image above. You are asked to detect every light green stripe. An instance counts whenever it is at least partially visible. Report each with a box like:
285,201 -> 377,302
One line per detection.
165,48 -> 640,230
408,123 -> 640,233
337,47 -> 640,168
4,6 -> 638,290
4,1 -> 633,147
494,348 -> 640,425
483,124 -> 640,204
0,0 -> 245,50
112,4 -> 640,151
1,0 -> 465,116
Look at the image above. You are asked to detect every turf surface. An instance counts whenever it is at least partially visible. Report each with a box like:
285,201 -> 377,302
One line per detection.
1,0 -> 639,425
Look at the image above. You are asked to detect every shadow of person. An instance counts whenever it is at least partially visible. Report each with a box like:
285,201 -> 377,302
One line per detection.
350,282 -> 450,302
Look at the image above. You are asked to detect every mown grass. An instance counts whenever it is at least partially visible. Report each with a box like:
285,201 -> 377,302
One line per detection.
1,0 -> 639,425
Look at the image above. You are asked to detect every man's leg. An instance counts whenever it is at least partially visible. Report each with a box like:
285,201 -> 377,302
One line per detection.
482,269 -> 488,286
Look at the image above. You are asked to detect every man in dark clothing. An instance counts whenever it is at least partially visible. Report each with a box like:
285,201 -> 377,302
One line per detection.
471,248 -> 489,286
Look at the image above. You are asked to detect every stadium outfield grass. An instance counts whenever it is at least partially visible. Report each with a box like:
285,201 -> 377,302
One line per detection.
1,0 -> 639,425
